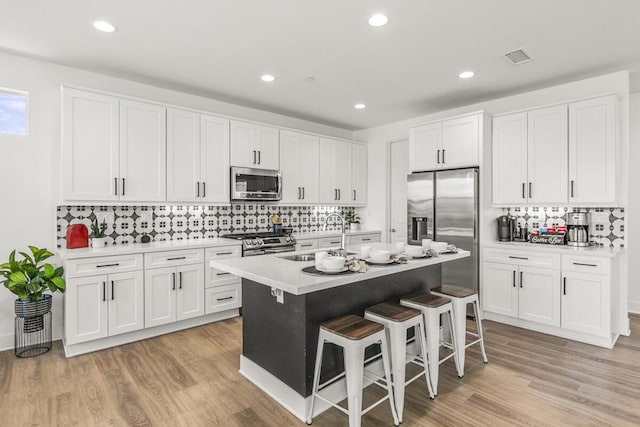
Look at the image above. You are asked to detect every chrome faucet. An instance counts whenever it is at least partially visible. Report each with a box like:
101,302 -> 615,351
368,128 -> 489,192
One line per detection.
323,213 -> 347,256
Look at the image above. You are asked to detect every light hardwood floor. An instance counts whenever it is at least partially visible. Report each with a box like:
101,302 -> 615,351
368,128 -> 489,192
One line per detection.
1,315 -> 639,426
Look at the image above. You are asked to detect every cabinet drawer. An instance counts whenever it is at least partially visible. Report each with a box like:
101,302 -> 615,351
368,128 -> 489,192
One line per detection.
318,236 -> 343,249
483,248 -> 561,269
562,254 -> 610,275
144,249 -> 204,269
65,254 -> 144,278
205,245 -> 241,259
349,233 -> 381,245
205,245 -> 241,288
205,283 -> 242,314
296,239 -> 318,251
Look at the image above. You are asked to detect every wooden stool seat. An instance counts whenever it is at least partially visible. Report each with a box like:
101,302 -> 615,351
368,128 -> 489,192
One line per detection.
431,284 -> 477,298
365,302 -> 421,322
401,293 -> 451,308
321,314 -> 384,340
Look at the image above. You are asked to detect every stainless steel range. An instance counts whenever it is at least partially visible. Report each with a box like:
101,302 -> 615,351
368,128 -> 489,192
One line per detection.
221,232 -> 297,257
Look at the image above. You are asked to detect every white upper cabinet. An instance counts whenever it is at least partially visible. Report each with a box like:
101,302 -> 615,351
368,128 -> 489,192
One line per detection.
230,120 -> 279,170
167,110 -> 230,203
409,113 -> 481,172
119,100 -> 167,202
568,95 -> 617,204
492,113 -> 528,204
280,130 -> 320,204
350,143 -> 367,205
62,88 -> 119,201
527,105 -> 568,204
319,138 -> 351,204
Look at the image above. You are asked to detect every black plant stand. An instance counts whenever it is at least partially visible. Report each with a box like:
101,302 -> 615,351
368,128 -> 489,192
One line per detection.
14,295 -> 53,358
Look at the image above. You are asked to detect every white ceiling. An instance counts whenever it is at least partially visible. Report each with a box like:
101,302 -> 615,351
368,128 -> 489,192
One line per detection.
2,1 -> 640,130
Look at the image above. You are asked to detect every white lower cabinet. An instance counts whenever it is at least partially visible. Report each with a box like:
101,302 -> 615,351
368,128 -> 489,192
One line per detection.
65,270 -> 144,345
561,271 -> 610,337
518,266 -> 561,327
482,262 -> 518,317
205,284 -> 242,314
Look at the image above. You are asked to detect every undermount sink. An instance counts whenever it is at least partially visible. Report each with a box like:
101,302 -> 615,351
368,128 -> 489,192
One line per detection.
280,254 -> 315,262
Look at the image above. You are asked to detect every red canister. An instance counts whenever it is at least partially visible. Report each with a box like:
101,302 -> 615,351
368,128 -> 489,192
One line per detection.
66,224 -> 89,249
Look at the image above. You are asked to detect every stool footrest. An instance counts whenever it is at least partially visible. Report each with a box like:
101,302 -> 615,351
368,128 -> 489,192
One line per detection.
317,371 -> 346,392
465,338 -> 482,349
439,351 -> 456,365
314,393 -> 349,416
362,395 -> 391,416
467,331 -> 480,338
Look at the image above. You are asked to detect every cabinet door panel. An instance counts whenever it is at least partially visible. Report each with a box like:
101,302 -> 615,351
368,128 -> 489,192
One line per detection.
108,270 -> 144,336
527,105 -> 568,203
350,144 -> 367,204
177,264 -> 205,321
65,275 -> 109,344
119,100 -> 166,202
300,134 -> 320,203
492,113 -> 528,204
319,138 -> 338,203
201,115 -> 230,203
562,272 -> 610,336
279,130 -> 302,204
62,89 -> 119,201
518,266 -> 560,326
144,267 -> 177,328
482,262 -> 518,317
441,114 -> 479,168
335,142 -> 351,203
568,96 -> 617,204
256,125 -> 279,170
409,123 -> 441,172
230,121 -> 256,168
167,109 -> 200,202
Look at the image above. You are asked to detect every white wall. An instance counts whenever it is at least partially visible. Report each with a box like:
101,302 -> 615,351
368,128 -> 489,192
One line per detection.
0,51 -> 353,351
628,92 -> 640,314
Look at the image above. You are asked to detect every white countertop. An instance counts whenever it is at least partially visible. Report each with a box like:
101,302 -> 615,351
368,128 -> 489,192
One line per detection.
293,229 -> 381,239
483,241 -> 623,258
209,243 -> 469,295
58,238 -> 241,260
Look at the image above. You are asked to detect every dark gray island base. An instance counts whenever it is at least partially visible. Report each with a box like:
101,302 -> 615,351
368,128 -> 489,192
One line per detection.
241,265 -> 441,401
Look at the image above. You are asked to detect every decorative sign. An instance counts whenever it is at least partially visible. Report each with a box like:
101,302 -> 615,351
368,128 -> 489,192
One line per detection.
530,232 -> 566,245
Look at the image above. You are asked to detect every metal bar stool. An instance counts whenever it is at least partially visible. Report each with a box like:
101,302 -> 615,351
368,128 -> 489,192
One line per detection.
364,302 -> 434,423
400,293 -> 461,395
307,314 -> 400,427
430,284 -> 488,376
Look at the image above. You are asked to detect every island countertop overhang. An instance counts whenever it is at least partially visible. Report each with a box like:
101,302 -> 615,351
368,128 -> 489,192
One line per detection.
209,245 -> 470,295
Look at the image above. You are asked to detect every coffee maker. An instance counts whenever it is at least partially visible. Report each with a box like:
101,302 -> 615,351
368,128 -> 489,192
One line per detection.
497,215 -> 516,242
566,212 -> 590,247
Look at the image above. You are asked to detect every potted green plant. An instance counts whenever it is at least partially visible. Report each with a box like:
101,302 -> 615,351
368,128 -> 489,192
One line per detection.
0,246 -> 66,334
345,210 -> 361,231
91,218 -> 108,248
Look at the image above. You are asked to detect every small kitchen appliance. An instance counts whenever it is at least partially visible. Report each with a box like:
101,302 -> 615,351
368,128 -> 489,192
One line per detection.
566,212 -> 590,247
231,167 -> 281,201
497,215 -> 516,242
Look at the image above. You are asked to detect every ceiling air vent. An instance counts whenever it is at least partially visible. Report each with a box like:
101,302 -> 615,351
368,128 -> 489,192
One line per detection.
503,48 -> 532,65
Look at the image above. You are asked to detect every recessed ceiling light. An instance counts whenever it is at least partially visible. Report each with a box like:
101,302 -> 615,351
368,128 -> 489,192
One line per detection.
354,103 -> 366,110
261,74 -> 276,82
93,20 -> 117,33
459,71 -> 475,79
368,14 -> 388,27
305,76 -> 316,83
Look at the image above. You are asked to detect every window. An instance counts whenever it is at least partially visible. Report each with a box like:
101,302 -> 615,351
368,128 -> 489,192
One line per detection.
0,88 -> 28,136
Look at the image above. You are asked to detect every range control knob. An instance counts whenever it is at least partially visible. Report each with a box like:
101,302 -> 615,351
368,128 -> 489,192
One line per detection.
285,236 -> 291,242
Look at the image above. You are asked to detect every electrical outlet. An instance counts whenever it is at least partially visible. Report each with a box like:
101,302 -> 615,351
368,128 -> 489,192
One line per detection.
140,211 -> 153,223
270,287 -> 284,304
96,212 -> 115,226
590,212 -> 609,223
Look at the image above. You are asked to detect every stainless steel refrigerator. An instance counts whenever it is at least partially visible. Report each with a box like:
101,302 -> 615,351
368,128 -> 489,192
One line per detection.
407,168 -> 479,294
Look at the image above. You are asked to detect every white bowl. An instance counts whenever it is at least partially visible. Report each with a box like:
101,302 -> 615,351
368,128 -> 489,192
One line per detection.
369,250 -> 390,262
431,241 -> 448,253
405,245 -> 424,257
323,256 -> 346,270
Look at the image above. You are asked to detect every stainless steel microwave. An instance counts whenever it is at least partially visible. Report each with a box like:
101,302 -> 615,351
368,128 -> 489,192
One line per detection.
231,167 -> 282,201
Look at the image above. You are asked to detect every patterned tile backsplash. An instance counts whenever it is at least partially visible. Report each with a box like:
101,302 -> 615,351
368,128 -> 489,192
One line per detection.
503,206 -> 625,248
57,204 -> 358,248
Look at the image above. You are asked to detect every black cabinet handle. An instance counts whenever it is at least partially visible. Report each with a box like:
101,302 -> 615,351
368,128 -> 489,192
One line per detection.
179,272 -> 182,290
114,178 -> 118,196
111,280 -> 115,300
334,189 -> 338,201
216,251 -> 233,256
197,182 -> 200,197
167,256 -> 186,261
528,182 -> 532,198
563,277 -> 567,295
522,183 -> 526,199
302,187 -> 305,199
202,182 -> 206,198
573,262 -> 598,267
217,296 -> 234,301
508,256 -> 528,260
442,149 -> 446,164
512,271 -> 516,287
97,263 -> 120,268
353,189 -> 356,201
520,271 -> 523,288
102,282 -> 106,301
300,244 -> 313,247
122,178 -> 126,196
570,180 -> 575,198
252,150 -> 256,164
362,238 -> 372,241
216,272 -> 231,276
329,240 -> 341,244
338,189 -> 341,200
437,149 -> 441,164
258,150 -> 261,164
172,272 -> 176,291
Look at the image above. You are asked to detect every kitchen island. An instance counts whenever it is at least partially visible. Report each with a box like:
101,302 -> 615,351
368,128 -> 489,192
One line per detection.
210,245 -> 470,421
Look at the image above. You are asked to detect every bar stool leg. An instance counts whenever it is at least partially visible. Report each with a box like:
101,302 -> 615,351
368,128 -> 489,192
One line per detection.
446,309 -> 463,378
344,344 -> 365,427
450,299 -> 467,376
415,320 -> 435,399
388,323 -> 407,422
379,336 -> 401,426
473,299 -> 489,363
307,330 -> 326,424
425,310 -> 441,395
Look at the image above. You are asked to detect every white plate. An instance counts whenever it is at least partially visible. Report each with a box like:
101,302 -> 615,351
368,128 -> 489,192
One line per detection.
365,258 -> 395,265
316,265 -> 348,273
439,249 -> 458,255
404,253 -> 428,259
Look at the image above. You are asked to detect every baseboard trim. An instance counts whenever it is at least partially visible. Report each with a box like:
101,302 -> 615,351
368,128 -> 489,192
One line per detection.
629,300 -> 640,315
63,309 -> 239,357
